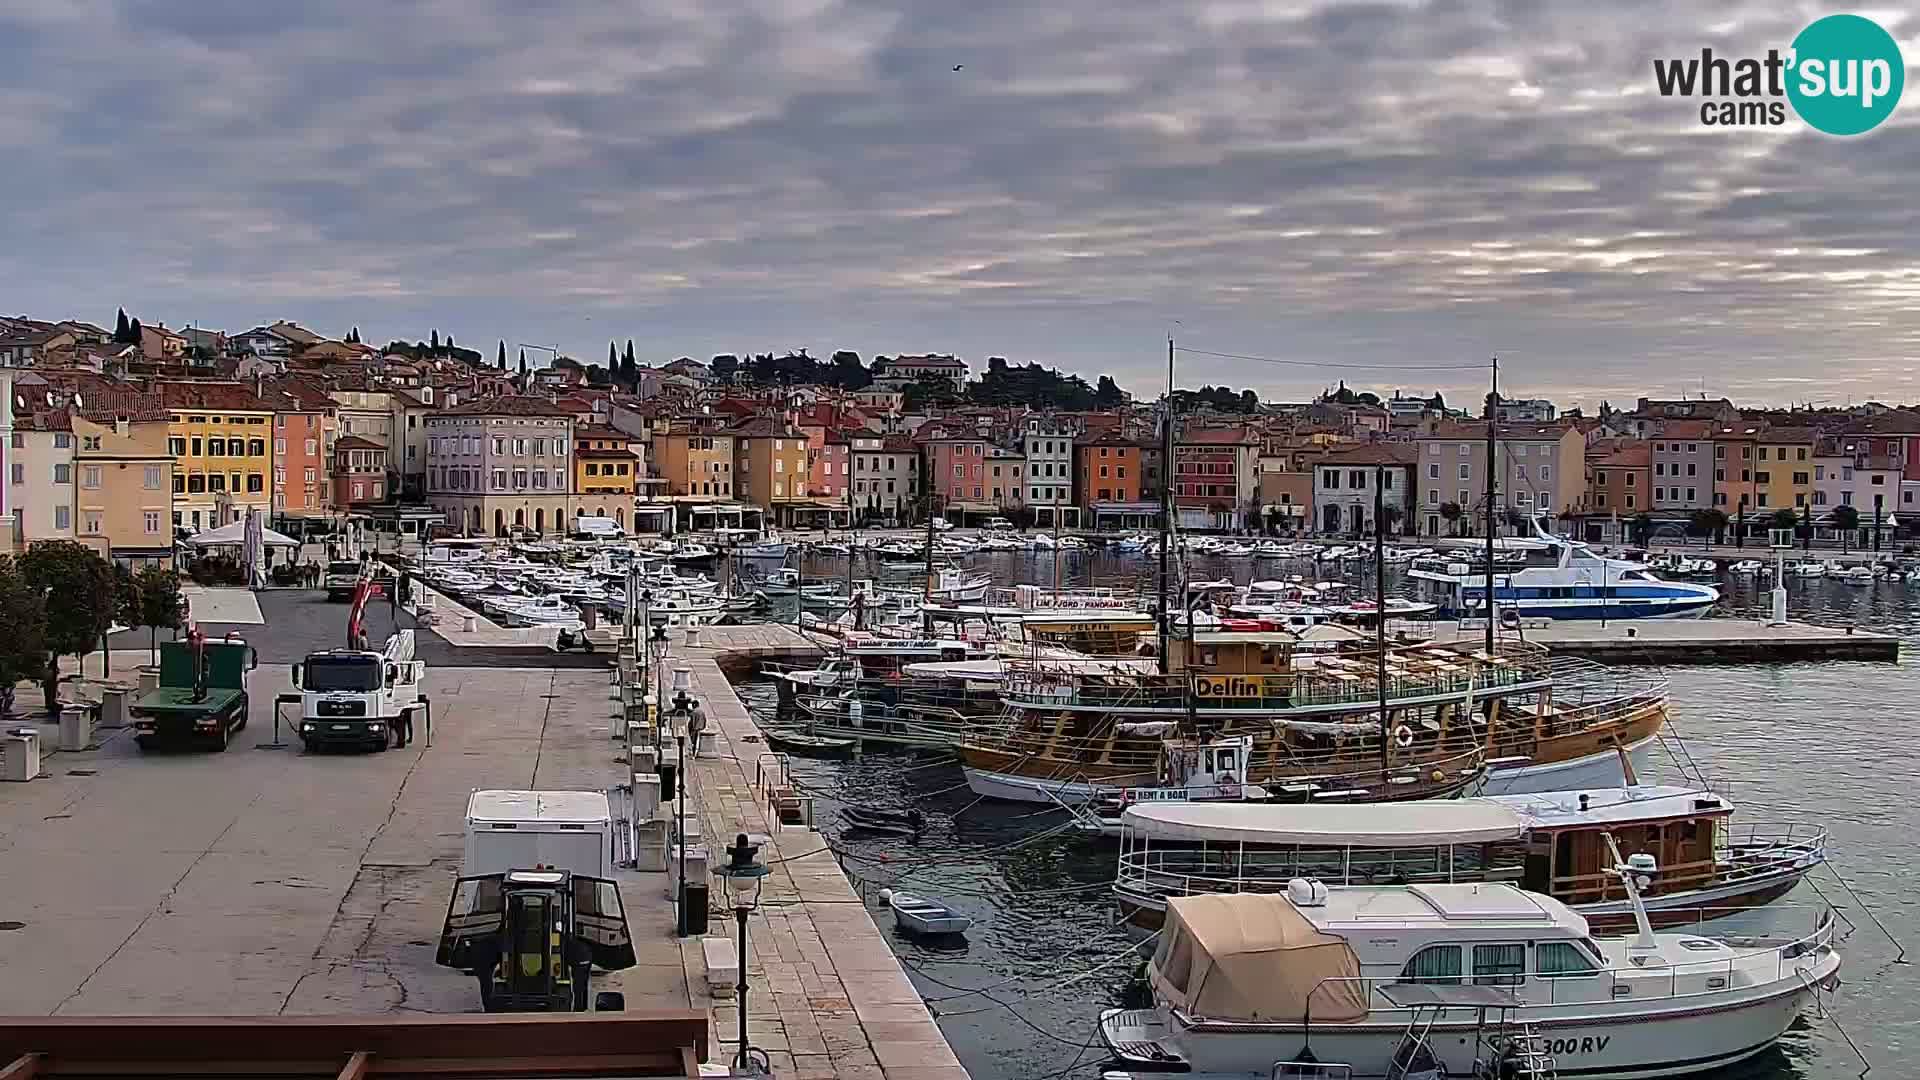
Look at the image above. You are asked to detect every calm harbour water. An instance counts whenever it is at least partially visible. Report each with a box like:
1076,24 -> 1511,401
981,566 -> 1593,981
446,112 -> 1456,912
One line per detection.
733,549 -> 1919,1080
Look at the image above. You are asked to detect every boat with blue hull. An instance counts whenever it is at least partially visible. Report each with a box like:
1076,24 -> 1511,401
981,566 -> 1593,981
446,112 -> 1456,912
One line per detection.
1407,527 -> 1718,621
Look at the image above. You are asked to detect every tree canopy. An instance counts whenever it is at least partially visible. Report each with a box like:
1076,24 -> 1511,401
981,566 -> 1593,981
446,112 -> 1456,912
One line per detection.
20,541 -> 115,715
0,557 -> 47,717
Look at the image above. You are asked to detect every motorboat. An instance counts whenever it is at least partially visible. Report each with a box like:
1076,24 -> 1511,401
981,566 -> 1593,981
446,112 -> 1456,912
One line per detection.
1100,873 -> 1840,1080
1839,564 -> 1874,585
1728,559 -> 1763,574
883,889 -> 970,936
1107,786 -> 1827,934
811,541 -> 852,556
846,805 -> 927,835
670,541 -> 716,564
1787,559 -> 1827,578
1407,524 -> 1717,620
926,567 -> 993,602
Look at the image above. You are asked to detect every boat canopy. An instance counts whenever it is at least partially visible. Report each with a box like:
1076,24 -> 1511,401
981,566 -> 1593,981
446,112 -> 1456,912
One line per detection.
1151,894 -> 1368,1023
1122,801 -> 1527,847
1490,786 -> 1732,830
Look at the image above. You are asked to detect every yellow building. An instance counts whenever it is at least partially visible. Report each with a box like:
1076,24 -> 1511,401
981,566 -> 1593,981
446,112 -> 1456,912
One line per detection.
654,425 -> 735,499
72,398 -> 176,566
730,416 -> 810,522
160,383 -> 275,530
574,424 -> 642,518
1755,426 -> 1817,514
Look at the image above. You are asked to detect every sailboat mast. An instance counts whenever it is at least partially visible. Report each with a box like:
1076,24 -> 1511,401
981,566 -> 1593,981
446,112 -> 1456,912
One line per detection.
922,455 -> 937,635
1375,462 -> 1389,773
1484,356 -> 1498,654
1158,336 -> 1175,674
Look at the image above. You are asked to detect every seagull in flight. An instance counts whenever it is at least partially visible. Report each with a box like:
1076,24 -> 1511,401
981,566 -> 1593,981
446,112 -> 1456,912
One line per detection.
952,64 -> 964,71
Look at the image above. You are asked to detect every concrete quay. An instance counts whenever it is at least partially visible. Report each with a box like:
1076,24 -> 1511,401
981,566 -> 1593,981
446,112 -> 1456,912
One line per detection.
1426,617 -> 1900,663
1,607 -> 965,1080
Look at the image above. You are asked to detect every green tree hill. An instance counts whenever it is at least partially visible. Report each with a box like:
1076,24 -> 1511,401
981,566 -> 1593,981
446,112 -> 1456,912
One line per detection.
828,350 -> 871,390
19,541 -> 115,715
710,354 -> 739,384
0,557 -> 48,717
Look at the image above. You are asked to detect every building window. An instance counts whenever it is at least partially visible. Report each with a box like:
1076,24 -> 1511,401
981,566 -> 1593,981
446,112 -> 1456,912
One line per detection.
247,473 -> 264,493
1458,463 -> 1470,480
81,465 -> 101,488
492,469 -> 507,489
53,463 -> 71,484
54,506 -> 71,531
144,511 -> 162,534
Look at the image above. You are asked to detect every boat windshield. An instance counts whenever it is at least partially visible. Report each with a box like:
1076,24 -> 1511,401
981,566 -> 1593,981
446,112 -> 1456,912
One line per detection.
304,656 -> 382,692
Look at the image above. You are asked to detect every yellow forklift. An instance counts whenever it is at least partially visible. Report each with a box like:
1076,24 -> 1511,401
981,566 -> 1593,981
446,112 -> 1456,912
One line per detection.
436,868 -> 636,1012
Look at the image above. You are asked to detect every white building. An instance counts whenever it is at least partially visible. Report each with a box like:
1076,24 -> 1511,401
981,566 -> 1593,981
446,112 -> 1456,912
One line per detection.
1021,415 -> 1080,527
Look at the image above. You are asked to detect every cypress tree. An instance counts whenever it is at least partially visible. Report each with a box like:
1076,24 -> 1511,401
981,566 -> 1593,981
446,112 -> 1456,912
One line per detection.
114,308 -> 130,342
498,340 -> 507,368
128,317 -> 144,343
430,329 -> 440,351
519,348 -> 528,376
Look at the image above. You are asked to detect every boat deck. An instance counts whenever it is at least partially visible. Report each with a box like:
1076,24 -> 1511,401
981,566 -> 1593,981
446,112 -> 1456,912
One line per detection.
1424,617 -> 1899,664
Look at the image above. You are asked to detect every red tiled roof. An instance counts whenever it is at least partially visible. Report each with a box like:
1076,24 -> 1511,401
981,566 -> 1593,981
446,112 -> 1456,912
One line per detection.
15,408 -> 72,433
1319,442 -> 1418,466
1654,419 -> 1715,438
441,395 -> 573,418
156,381 -> 273,412
1424,421 -> 1574,441
727,415 -> 803,438
1176,425 -> 1254,446
333,435 -> 385,451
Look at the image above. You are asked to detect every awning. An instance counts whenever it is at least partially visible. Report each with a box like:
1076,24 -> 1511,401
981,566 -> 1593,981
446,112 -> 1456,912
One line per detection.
1151,893 -> 1368,1023
1121,800 -> 1526,846
188,520 -> 300,548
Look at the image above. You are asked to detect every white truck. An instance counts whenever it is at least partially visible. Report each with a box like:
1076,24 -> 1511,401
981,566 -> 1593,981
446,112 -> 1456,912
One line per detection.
292,629 -> 428,751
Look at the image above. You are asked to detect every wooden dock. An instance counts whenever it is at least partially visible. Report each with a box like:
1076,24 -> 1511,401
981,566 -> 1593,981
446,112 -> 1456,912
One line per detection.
632,623 -> 968,1080
1425,618 -> 1900,664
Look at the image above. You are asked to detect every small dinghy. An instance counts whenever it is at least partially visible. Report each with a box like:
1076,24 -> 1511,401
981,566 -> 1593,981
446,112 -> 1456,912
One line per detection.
760,726 -> 855,757
882,889 -> 972,936
843,805 -> 926,836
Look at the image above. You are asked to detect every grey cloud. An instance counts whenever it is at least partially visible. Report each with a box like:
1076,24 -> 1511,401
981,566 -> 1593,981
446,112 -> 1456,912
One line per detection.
0,0 -> 1914,406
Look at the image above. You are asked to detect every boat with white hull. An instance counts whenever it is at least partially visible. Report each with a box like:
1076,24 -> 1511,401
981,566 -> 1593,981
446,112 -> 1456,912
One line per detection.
1408,525 -> 1718,620
1100,876 -> 1840,1080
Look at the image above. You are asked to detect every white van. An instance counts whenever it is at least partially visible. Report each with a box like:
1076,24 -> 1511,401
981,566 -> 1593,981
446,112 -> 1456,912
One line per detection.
571,516 -> 626,541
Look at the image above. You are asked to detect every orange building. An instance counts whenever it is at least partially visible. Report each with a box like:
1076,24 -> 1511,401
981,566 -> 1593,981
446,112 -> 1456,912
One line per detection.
261,379 -> 335,517
1078,429 -> 1153,529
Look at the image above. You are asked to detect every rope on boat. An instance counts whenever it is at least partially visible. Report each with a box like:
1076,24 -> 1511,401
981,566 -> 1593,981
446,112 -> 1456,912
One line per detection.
1812,865 -> 1907,964
1801,968 -> 1873,1078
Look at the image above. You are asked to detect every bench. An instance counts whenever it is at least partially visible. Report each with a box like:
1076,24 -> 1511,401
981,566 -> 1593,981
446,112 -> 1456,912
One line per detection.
702,936 -> 738,996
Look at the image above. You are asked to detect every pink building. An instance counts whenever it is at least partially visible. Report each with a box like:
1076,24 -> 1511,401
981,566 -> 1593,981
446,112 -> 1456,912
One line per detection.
920,427 -> 990,517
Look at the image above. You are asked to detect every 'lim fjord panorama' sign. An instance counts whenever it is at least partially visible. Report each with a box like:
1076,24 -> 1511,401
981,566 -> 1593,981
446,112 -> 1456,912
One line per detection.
1653,14 -> 1904,134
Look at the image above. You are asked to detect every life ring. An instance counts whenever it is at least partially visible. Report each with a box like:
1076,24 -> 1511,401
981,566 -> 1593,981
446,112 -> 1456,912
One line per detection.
1393,724 -> 1415,749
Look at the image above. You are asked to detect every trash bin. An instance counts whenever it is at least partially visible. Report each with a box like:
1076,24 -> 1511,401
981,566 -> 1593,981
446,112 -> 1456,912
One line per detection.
680,881 -> 710,936
658,759 -> 677,802
0,728 -> 40,782
59,704 -> 94,752
99,688 -> 129,730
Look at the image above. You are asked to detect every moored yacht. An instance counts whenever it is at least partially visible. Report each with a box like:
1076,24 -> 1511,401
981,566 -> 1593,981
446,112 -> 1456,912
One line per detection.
1100,874 -> 1840,1079
1408,525 -> 1717,620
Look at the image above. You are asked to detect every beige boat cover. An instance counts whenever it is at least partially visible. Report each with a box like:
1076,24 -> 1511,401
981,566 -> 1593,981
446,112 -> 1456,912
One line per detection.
1150,893 -> 1369,1023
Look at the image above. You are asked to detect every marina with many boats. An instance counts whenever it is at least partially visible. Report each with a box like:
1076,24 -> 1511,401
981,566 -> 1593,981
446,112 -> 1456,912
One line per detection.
375,509 -> 1912,1080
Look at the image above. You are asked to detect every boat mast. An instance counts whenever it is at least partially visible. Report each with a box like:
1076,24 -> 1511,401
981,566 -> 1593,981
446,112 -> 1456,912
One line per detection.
1374,462 -> 1389,773
922,455 -> 937,635
1157,336 -> 1175,674
1484,356 -> 1498,654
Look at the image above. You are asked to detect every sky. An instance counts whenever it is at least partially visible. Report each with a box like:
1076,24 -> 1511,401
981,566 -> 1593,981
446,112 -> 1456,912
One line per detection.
3,1 -> 1918,411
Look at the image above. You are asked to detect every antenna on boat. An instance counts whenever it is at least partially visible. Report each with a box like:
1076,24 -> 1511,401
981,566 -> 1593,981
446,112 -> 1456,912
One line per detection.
1603,832 -> 1660,957
1375,462 -> 1389,775
1157,335 -> 1175,674
1484,357 -> 1498,654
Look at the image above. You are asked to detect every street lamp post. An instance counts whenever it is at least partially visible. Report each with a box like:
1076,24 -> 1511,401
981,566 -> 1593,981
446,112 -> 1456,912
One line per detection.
718,833 -> 771,1075
1874,493 -> 1885,553
670,682 -> 705,937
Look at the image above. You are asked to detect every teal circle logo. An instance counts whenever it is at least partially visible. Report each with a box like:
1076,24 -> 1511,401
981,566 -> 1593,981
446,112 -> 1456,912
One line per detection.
1787,14 -> 1904,135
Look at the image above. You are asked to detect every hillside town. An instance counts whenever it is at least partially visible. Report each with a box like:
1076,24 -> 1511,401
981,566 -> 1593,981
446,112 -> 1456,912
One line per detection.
2,310 -> 1917,565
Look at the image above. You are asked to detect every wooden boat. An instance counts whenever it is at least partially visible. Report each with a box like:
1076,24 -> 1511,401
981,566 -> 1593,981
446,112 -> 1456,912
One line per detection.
958,628 -> 1667,805
884,890 -> 971,936
1109,784 -> 1826,936
759,726 -> 855,757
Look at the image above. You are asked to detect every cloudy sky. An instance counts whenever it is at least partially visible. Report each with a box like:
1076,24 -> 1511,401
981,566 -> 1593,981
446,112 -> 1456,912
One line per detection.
3,1 -> 1916,409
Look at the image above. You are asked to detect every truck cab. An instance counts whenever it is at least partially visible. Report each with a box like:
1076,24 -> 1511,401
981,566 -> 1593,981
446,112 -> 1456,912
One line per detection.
324,560 -> 367,601
294,633 -> 424,751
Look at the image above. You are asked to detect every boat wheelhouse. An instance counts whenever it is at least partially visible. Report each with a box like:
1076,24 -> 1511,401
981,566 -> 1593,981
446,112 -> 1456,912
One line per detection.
1109,786 -> 1826,935
1101,882 -> 1841,1080
958,629 -> 1667,805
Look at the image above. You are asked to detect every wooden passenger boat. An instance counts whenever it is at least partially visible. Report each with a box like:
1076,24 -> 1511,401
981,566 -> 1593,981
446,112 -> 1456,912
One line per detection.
957,629 -> 1666,805
1109,785 -> 1826,936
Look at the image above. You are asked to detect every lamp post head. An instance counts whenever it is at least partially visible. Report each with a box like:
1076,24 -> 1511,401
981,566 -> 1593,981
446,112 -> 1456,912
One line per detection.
719,833 -> 769,910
